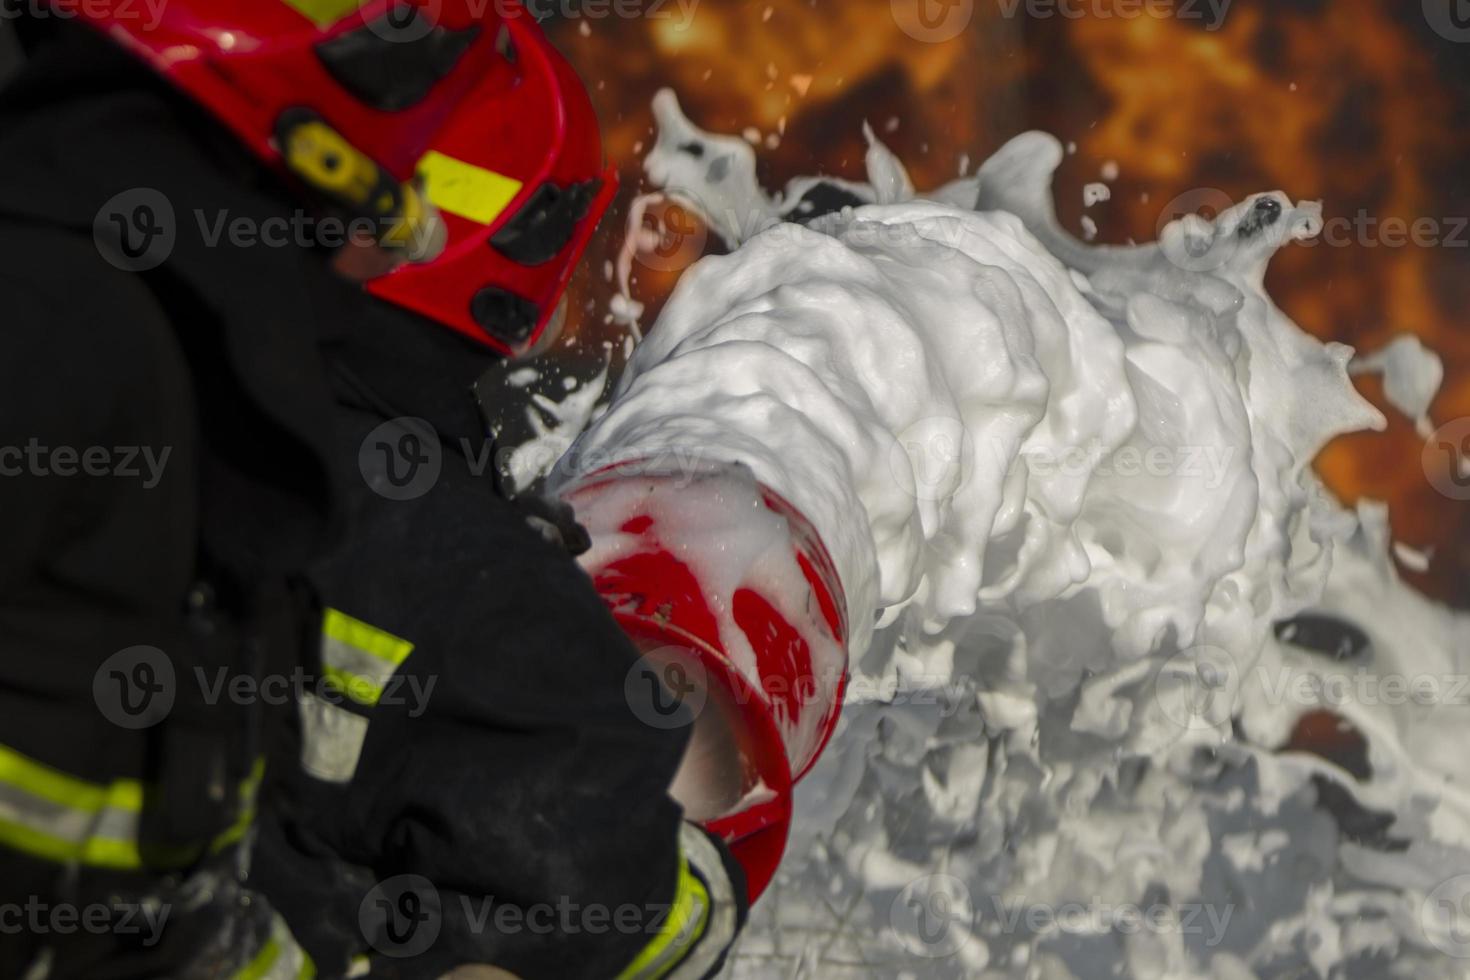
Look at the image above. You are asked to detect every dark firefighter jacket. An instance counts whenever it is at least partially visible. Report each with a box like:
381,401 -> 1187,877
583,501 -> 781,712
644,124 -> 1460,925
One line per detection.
0,20 -> 343,980
0,18 -> 748,980
250,277 -> 749,979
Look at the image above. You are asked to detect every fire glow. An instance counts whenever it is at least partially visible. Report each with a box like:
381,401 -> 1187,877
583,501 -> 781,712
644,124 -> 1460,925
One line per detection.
548,0 -> 1470,606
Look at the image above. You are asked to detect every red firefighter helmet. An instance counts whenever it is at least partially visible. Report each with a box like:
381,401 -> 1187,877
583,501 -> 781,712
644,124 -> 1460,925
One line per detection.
67,0 -> 616,355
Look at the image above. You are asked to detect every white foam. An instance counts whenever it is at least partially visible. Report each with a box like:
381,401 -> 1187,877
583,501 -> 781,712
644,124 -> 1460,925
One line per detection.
544,93 -> 1470,977
1350,333 -> 1444,438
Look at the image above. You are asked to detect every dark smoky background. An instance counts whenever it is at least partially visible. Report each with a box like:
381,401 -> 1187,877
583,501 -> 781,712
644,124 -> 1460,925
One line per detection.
0,17 -> 20,84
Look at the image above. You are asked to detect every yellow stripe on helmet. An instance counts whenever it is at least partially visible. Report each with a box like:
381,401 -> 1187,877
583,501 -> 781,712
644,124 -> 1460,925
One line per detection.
279,0 -> 365,28
416,150 -> 524,226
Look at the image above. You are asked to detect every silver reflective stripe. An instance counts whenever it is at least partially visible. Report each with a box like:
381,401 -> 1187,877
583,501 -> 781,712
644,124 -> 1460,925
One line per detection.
89,803 -> 139,844
320,635 -> 401,695
666,824 -> 739,980
319,608 -> 415,706
0,779 -> 139,847
297,693 -> 369,785
0,743 -> 161,869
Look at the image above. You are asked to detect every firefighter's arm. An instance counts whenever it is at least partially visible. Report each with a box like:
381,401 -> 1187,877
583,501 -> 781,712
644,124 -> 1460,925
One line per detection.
341,505 -> 748,978
0,237 -> 185,592
612,820 -> 748,980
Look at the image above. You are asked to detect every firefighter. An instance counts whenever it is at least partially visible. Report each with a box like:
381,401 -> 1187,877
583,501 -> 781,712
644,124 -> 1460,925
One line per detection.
250,250 -> 749,979
0,1 -> 750,977
0,13 -> 343,980
239,5 -> 751,975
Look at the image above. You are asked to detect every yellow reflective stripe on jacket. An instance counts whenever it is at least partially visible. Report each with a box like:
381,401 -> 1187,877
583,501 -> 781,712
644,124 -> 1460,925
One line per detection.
210,757 -> 268,855
0,743 -> 149,870
320,608 -> 415,706
0,743 -> 261,870
616,851 -> 711,980
236,913 -> 316,980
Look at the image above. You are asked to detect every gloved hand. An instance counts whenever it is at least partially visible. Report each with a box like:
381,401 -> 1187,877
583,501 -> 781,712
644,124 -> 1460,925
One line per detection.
514,493 -> 592,556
